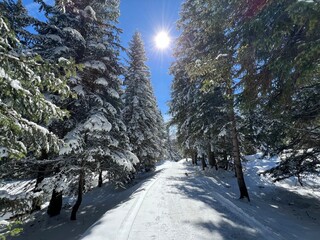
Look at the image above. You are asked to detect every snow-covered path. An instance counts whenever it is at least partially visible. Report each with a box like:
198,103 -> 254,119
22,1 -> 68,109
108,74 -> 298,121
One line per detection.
80,161 -> 280,240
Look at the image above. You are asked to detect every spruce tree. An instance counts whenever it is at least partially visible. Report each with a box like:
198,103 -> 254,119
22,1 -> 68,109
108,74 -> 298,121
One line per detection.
123,32 -> 165,171
0,13 -> 74,216
235,0 -> 320,181
171,0 -> 250,200
30,0 -> 137,219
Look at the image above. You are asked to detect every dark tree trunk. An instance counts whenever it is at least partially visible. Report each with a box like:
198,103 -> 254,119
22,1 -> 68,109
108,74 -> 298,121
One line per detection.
32,151 -> 48,212
47,189 -> 62,217
228,86 -> 250,201
35,165 -> 46,190
98,170 -> 103,188
70,170 -> 84,220
208,151 -> 218,170
194,151 -> 198,165
201,154 -> 207,170
191,151 -> 195,165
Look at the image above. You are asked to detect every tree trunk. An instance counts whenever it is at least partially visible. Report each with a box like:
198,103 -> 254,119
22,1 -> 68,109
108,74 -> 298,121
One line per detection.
208,151 -> 218,170
194,151 -> 198,165
35,165 -> 46,190
70,169 -> 84,220
47,189 -> 62,217
98,170 -> 103,188
32,151 -> 48,212
191,151 -> 195,165
201,154 -> 207,170
228,87 -> 250,201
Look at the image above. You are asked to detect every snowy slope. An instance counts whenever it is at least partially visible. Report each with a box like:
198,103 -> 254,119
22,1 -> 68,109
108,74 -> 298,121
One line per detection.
10,159 -> 320,240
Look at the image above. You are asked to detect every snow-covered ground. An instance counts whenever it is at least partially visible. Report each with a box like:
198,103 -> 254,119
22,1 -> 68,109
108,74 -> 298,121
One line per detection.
8,158 -> 320,240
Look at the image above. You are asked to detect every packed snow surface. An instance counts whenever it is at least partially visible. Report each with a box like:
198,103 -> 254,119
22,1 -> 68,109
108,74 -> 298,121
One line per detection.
80,160 -> 319,240
11,159 -> 320,240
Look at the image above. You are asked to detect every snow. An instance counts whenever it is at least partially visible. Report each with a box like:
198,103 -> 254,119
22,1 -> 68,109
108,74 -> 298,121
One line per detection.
107,88 -> 120,99
79,159 -> 320,240
95,78 -> 108,86
72,85 -> 85,96
0,17 -> 9,32
215,53 -> 228,60
7,158 -> 320,240
0,147 -> 8,158
53,46 -> 70,55
88,43 -> 106,51
126,151 -> 139,165
83,114 -> 112,132
63,27 -> 85,44
0,220 -> 9,226
58,57 -> 70,64
46,34 -> 62,43
1,67 -> 31,94
84,61 -> 107,72
0,67 -> 6,78
59,130 -> 83,155
105,102 -> 117,115
83,6 -> 97,20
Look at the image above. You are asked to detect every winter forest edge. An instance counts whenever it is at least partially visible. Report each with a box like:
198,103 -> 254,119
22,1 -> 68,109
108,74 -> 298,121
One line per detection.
0,0 -> 319,239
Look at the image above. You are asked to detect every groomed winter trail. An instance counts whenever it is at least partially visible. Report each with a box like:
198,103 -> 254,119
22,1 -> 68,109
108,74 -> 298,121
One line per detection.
80,161 -> 282,240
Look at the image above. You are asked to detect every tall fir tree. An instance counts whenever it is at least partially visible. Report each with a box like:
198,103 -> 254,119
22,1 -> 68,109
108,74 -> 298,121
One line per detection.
0,12 -> 75,216
171,0 -> 250,200
122,32 -> 166,171
235,0 -> 320,182
173,0 -> 320,186
34,0 -> 138,220
0,0 -> 138,219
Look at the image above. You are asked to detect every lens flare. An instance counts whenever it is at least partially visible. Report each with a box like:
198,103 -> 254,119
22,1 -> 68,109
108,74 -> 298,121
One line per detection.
155,31 -> 170,49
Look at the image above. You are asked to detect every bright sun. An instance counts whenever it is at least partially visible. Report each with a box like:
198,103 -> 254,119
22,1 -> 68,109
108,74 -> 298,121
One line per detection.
155,31 -> 170,49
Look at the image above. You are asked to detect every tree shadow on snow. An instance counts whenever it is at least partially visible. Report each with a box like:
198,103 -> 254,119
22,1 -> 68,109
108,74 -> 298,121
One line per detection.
165,175 -> 261,239
167,162 -> 320,240
10,168 -> 165,240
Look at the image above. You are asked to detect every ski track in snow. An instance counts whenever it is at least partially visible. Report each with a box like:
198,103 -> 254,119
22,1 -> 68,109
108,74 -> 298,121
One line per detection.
117,175 -> 161,240
10,160 -> 320,240
80,161 -> 284,240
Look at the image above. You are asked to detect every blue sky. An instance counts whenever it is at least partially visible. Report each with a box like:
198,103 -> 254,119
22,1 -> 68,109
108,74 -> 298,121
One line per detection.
23,0 -> 183,121
119,0 -> 183,120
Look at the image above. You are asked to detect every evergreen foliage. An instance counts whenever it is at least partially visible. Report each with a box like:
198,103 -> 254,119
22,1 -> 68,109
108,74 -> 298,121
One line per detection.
170,0 -> 320,188
0,14 -> 72,161
170,0 -> 250,200
0,0 -> 37,45
235,0 -> 320,181
122,32 -> 166,171
0,11 -> 75,217
1,0 -> 138,220
33,0 -> 138,219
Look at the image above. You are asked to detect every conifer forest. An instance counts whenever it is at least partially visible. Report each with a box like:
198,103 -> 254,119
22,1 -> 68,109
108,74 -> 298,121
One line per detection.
0,1 -> 319,239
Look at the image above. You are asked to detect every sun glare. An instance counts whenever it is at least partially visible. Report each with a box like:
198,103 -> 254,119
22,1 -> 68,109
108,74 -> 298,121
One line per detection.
155,31 -> 171,49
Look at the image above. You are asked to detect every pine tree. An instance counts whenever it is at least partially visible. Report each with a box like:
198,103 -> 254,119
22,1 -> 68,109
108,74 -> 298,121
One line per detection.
235,0 -> 320,181
177,0 -> 320,184
38,0 -> 138,220
0,13 -> 74,215
2,0 -> 138,219
122,32 -> 166,171
171,0 -> 250,200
